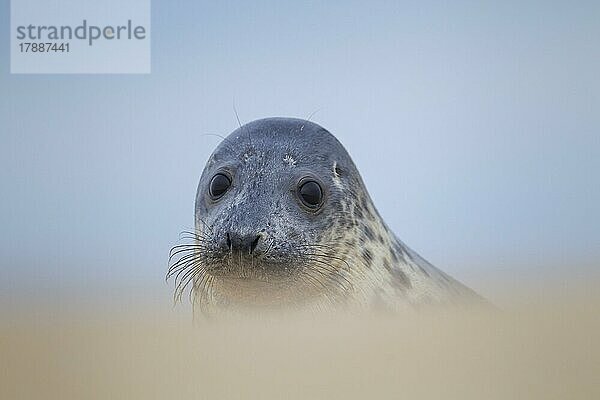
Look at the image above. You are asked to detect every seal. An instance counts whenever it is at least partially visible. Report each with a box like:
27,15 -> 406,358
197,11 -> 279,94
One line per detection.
168,117 -> 483,314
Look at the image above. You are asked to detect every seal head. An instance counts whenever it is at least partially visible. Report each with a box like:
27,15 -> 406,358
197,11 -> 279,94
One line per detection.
169,117 -> 482,313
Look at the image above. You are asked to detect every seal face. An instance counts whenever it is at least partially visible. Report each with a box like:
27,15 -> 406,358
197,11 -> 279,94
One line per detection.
168,117 -> 482,313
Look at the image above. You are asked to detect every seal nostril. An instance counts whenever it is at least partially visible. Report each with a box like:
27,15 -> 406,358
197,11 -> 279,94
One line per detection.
226,232 -> 232,250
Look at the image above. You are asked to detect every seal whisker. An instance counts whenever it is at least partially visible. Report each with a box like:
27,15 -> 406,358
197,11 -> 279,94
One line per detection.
180,230 -> 212,241
300,268 -> 333,293
191,217 -> 215,233
169,243 -> 206,253
179,230 -> 208,239
302,262 -> 339,289
305,259 -> 352,285
175,269 -> 196,303
175,264 -> 206,303
167,261 -> 198,284
300,250 -> 352,272
200,133 -> 226,140
168,245 -> 206,264
207,275 -> 216,303
199,132 -> 240,157
171,263 -> 200,296
190,267 -> 211,305
233,102 -> 252,148
302,108 -> 321,126
167,251 -> 203,276
302,257 -> 353,292
298,271 -> 336,306
167,256 -> 198,281
169,254 -> 204,290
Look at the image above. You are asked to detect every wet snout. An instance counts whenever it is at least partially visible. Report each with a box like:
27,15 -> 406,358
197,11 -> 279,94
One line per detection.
225,231 -> 267,256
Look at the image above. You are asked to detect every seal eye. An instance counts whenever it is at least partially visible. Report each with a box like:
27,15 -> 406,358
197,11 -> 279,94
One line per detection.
209,173 -> 231,199
298,180 -> 323,208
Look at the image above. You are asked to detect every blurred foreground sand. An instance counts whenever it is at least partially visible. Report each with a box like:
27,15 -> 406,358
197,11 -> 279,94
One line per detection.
1,286 -> 599,399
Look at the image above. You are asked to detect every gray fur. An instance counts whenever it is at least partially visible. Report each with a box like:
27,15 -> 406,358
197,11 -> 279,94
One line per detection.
169,117 -> 483,313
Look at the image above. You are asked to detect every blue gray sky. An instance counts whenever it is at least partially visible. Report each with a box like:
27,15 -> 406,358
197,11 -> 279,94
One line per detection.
1,1 -> 599,305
